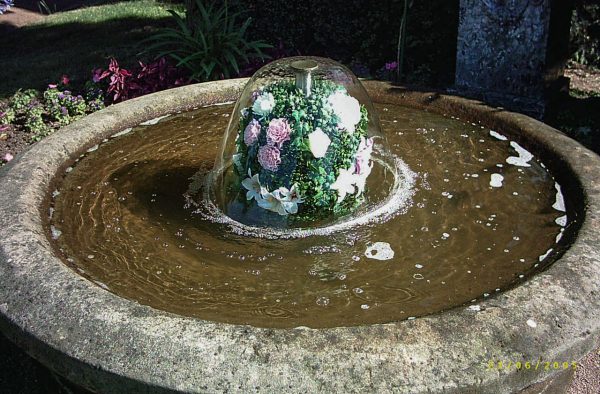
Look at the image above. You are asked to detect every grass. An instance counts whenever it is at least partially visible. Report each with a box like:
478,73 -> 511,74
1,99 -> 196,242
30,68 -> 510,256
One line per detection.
0,0 -> 182,98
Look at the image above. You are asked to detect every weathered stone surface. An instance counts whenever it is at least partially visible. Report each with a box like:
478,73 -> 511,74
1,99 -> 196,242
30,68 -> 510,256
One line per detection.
455,0 -> 572,118
0,79 -> 598,393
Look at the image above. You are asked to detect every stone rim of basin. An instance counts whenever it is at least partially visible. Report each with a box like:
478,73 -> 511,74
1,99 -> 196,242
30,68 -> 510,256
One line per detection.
0,79 -> 598,394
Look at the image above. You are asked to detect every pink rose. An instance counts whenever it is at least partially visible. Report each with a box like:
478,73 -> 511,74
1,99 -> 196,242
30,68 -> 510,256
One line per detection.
266,118 -> 291,148
244,119 -> 261,146
258,145 -> 281,171
354,137 -> 373,175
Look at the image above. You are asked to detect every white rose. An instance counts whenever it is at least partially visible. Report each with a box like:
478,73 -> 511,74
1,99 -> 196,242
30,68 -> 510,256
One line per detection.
252,92 -> 275,117
330,167 -> 357,203
327,90 -> 362,133
308,127 -> 331,158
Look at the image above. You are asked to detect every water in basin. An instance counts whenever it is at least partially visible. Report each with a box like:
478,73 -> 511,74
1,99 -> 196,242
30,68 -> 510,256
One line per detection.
47,101 -> 570,328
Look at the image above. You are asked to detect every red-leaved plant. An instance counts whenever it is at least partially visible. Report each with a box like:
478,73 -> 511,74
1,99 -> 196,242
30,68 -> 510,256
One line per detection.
98,58 -> 136,102
96,58 -> 188,103
136,57 -> 187,96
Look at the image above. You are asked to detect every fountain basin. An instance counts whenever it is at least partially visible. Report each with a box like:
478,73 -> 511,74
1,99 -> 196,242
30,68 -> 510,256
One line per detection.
0,79 -> 599,393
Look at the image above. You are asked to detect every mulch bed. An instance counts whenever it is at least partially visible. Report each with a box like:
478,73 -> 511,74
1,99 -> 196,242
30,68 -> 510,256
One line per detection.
566,64 -> 600,94
0,123 -> 31,163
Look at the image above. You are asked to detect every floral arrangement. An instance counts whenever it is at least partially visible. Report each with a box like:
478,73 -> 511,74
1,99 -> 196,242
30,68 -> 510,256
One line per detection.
233,79 -> 375,217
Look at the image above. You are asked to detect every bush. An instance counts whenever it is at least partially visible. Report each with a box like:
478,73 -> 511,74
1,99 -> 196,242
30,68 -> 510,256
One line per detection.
43,88 -> 88,126
244,0 -> 459,86
0,102 -> 15,125
571,1 -> 600,68
95,57 -> 187,103
144,0 -> 271,81
1,79 -> 105,142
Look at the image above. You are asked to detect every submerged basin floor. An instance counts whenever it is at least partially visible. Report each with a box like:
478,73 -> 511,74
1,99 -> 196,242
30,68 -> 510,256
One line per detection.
48,103 -> 569,328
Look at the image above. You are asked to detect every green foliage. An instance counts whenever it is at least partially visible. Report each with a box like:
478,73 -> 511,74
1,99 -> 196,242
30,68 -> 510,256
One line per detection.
43,88 -> 88,126
0,103 -> 15,125
546,91 -> 600,155
2,85 -> 105,142
144,0 -> 271,81
245,0 -> 459,87
0,0 -> 175,98
23,103 -> 51,141
235,80 -> 369,216
9,90 -> 39,113
571,1 -> 600,68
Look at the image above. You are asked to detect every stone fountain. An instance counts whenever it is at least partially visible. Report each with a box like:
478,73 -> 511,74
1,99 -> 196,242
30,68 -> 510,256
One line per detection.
0,57 -> 598,393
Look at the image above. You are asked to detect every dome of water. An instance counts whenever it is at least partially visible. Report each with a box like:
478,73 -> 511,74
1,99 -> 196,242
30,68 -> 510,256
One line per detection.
209,57 -> 395,229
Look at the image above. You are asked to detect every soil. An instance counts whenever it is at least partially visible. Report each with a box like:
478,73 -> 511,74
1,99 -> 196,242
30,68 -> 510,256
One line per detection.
0,6 -> 44,34
0,123 -> 32,164
566,63 -> 600,94
0,2 -> 107,35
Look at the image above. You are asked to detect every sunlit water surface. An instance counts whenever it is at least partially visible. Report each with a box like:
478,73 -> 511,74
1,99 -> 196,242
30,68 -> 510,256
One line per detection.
48,103 -> 570,328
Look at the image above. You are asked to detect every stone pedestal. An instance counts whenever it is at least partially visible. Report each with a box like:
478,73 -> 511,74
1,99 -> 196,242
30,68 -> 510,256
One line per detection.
455,0 -> 572,119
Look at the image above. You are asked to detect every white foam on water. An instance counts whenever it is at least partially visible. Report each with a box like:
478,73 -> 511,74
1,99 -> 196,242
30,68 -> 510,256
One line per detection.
202,100 -> 235,108
111,128 -> 132,138
50,225 -> 62,240
490,173 -> 504,188
365,242 -> 395,261
140,114 -> 170,126
194,155 -> 417,239
506,141 -> 533,167
489,130 -> 508,141
552,182 -> 566,212
93,280 -> 110,290
86,144 -> 99,153
538,248 -> 553,262
555,215 -> 567,227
